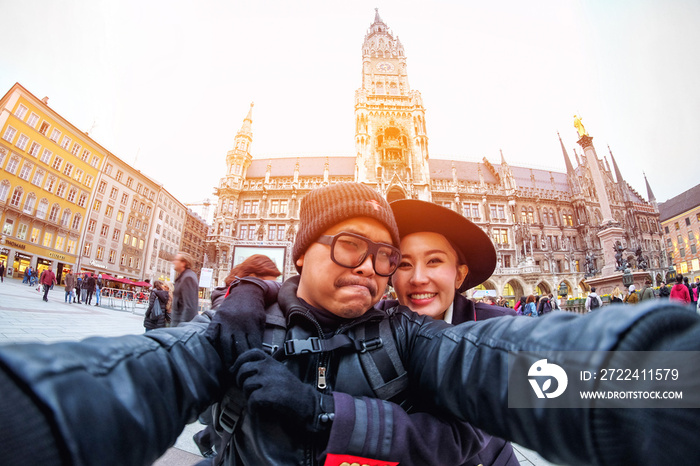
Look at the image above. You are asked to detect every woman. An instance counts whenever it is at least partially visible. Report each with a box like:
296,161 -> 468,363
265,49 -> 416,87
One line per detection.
610,286 -> 624,304
523,295 -> 538,317
193,254 -> 282,459
143,281 -> 170,331
369,199 -> 518,465
670,274 -> 690,304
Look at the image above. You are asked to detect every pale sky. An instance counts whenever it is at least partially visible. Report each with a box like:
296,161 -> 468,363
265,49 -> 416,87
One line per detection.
2,0 -> 698,210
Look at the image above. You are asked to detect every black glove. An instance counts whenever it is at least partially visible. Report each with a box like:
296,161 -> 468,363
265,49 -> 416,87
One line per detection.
233,349 -> 335,433
206,278 -> 279,372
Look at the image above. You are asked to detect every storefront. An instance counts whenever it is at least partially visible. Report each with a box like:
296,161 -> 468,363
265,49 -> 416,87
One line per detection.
0,248 -> 10,277
13,252 -> 33,279
2,238 -> 76,282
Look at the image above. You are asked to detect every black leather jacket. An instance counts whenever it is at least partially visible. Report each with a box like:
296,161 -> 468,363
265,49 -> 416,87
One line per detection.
0,284 -> 698,466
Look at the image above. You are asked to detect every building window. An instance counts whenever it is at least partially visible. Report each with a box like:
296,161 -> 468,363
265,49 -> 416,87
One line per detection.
493,228 -> 509,244
6,157 -> 19,174
121,193 -> 128,205
77,192 -> 88,208
110,187 -> 118,199
27,113 -> 39,128
60,209 -> 71,227
87,219 -> 97,233
30,227 -> 40,243
2,219 -> 14,236
63,163 -> 73,177
243,200 -> 251,214
108,249 -> 116,263
84,175 -> 93,188
28,141 -> 41,157
81,149 -> 90,162
51,156 -> 63,171
16,134 -> 29,151
83,243 -> 92,257
93,200 -> 101,212
71,143 -> 81,157
96,246 -> 104,261
61,136 -> 71,150
67,188 -> 77,203
40,148 -> 52,164
105,205 -> 113,217
117,210 -> 124,222
54,236 -> 65,251
126,177 -> 133,188
139,239 -> 144,250
31,170 -> 44,186
0,182 -> 10,203
124,233 -> 130,245
49,128 -> 61,142
55,183 -> 66,198
66,239 -> 76,254
18,162 -> 32,181
686,217 -> 691,226
100,224 -> 109,237
9,187 -> 23,207
71,213 -> 82,230
16,223 -> 28,240
112,229 -> 120,241
14,104 -> 27,119
39,121 -> 50,135
464,203 -> 480,219
145,206 -> 151,216
2,126 -> 16,142
36,199 -> 49,219
91,156 -> 99,168
23,194 -> 36,214
42,232 -> 53,248
98,181 -> 107,194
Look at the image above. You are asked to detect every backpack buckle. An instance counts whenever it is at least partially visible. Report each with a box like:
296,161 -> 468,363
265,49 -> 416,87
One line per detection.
262,343 -> 279,355
359,337 -> 383,353
285,337 -> 322,354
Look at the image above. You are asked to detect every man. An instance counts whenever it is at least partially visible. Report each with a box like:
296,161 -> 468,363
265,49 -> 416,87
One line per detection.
0,261 -> 5,283
659,280 -> 671,298
585,286 -> 602,311
640,279 -> 655,301
85,273 -> 96,305
39,267 -> 56,302
95,274 -> 103,306
171,252 -> 199,326
64,270 -> 75,303
0,183 -> 699,466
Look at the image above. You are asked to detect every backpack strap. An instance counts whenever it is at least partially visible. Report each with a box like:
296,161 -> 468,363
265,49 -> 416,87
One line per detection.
353,318 -> 408,401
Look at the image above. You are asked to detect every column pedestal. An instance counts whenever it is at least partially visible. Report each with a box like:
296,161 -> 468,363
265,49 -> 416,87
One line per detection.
597,226 -> 626,277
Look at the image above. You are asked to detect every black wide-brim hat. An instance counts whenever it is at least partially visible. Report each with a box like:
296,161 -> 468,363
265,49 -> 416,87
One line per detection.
390,199 -> 496,292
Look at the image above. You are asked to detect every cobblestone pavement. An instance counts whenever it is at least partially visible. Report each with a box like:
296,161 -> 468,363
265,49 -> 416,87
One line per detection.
0,278 -> 560,465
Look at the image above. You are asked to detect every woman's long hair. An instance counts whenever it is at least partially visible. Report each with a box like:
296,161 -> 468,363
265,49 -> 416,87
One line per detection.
224,254 -> 282,285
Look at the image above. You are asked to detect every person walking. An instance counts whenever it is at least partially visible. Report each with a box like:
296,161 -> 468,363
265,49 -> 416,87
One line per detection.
0,261 -> 5,283
94,274 -> 102,306
143,281 -> 170,332
85,273 -> 96,305
75,274 -> 82,303
625,285 -> 639,304
39,267 -> 57,302
670,274 -> 691,304
523,295 -> 538,316
80,274 -> 89,304
64,271 -> 75,304
585,287 -> 603,311
658,280 -> 671,298
640,279 -> 655,301
171,252 -> 199,327
22,266 -> 30,284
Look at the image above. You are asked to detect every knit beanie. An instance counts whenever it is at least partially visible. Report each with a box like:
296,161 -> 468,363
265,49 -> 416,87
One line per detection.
293,183 -> 400,271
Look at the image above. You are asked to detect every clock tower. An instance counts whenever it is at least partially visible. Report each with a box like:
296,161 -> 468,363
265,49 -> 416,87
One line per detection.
355,9 -> 431,201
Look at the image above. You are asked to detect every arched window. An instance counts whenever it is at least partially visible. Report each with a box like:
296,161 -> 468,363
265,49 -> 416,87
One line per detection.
48,204 -> 60,222
521,208 -> 527,224
9,186 -> 23,207
23,193 -> 36,214
71,213 -> 82,230
0,180 -> 10,202
527,207 -> 534,224
542,210 -> 550,225
60,209 -> 71,227
36,199 -> 49,219
550,208 -> 556,226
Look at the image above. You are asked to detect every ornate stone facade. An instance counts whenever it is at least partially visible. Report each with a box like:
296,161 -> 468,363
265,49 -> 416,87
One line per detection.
204,11 -> 664,302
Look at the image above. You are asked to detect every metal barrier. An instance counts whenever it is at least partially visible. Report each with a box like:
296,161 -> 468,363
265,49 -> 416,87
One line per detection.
99,287 -> 150,314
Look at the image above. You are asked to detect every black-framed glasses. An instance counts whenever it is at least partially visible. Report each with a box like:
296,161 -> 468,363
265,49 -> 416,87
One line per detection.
316,231 -> 401,277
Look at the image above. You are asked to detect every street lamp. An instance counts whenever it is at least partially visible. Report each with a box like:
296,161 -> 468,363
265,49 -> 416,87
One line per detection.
622,266 -> 634,289
666,266 -> 677,283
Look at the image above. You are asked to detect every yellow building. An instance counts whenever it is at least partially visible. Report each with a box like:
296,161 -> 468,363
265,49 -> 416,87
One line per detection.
0,83 -> 103,283
659,183 -> 700,280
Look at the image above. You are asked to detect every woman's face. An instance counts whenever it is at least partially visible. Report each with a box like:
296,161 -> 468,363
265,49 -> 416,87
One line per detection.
392,232 -> 468,320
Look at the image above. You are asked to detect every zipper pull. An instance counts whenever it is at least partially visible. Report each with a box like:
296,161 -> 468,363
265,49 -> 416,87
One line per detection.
317,365 -> 327,389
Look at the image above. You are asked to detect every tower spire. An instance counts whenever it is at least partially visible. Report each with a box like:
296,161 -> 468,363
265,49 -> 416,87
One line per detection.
644,172 -> 656,203
558,131 -> 575,175
607,145 -> 624,184
237,102 -> 254,139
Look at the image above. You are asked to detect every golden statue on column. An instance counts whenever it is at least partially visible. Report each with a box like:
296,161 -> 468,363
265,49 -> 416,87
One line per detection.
573,115 -> 588,137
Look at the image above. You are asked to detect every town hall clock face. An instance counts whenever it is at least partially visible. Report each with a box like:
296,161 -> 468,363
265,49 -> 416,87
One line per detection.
376,61 -> 395,72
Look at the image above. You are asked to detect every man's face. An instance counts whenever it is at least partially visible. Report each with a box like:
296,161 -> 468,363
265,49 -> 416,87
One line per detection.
296,217 -> 392,319
172,255 -> 185,273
